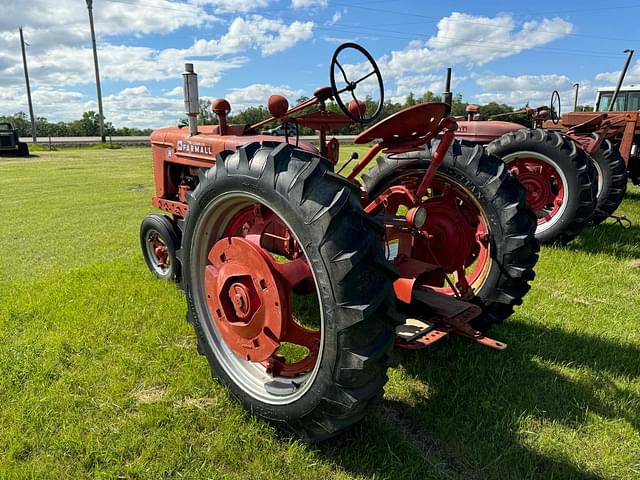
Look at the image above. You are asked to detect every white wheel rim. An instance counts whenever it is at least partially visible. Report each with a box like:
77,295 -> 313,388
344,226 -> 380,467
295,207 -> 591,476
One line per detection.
190,191 -> 325,405
503,151 -> 570,234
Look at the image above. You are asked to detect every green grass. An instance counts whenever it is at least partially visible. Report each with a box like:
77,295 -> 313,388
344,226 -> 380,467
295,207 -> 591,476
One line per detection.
1,146 -> 640,479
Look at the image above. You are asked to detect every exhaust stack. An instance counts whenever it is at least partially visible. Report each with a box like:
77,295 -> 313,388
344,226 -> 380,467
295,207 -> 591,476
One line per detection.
609,49 -> 634,112
183,63 -> 199,136
572,83 -> 580,111
442,67 -> 453,114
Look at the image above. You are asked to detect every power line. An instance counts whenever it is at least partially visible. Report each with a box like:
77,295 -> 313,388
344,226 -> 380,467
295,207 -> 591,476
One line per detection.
508,3 -> 640,17
329,2 -> 640,43
103,0 -> 640,43
101,0 -> 627,60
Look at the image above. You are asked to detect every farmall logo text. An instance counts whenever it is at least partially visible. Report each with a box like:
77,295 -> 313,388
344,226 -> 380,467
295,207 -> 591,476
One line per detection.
176,140 -> 213,155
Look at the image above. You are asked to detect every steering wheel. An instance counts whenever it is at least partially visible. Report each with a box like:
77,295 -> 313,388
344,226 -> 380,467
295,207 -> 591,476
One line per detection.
330,43 -> 384,124
550,90 -> 561,125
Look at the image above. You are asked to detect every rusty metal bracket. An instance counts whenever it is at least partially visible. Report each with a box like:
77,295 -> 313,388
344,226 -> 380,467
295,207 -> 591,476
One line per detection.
395,287 -> 507,351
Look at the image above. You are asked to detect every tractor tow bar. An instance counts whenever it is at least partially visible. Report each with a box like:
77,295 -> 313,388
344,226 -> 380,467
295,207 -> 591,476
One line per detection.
395,286 -> 507,351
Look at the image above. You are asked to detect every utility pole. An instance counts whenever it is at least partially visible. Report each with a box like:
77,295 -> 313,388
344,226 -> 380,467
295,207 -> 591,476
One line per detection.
86,0 -> 106,142
19,27 -> 37,143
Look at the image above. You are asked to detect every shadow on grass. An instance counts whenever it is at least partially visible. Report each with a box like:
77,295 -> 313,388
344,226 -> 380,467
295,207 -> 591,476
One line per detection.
623,189 -> 640,202
314,321 -> 639,479
0,154 -> 39,161
565,222 -> 640,260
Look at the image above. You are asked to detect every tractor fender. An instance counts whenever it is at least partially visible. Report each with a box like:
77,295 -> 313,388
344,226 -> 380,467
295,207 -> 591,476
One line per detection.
455,120 -> 525,145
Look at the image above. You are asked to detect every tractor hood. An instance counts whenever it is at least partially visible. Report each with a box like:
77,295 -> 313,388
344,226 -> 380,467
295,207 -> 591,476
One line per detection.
455,120 -> 525,144
150,125 -> 319,161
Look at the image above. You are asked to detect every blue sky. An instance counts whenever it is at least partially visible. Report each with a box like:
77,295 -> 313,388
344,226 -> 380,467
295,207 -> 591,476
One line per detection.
1,0 -> 639,128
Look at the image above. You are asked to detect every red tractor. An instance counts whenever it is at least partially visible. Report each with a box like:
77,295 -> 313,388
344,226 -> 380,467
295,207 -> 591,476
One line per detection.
455,85 -> 629,244
455,94 -> 606,245
140,43 -> 538,441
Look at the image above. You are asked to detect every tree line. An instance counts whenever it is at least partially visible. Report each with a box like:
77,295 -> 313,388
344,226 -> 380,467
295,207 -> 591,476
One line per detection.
0,111 -> 152,138
2,90 -> 594,138
197,91 -> 540,135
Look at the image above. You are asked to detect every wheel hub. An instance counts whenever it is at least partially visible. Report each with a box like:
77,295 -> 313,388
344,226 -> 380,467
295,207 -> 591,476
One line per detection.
508,157 -> 564,218
153,242 -> 169,267
417,193 -> 478,272
204,236 -> 288,363
229,282 -> 254,321
370,173 -> 491,295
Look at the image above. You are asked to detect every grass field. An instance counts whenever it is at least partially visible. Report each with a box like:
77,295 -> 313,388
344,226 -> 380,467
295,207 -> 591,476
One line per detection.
1,146 -> 639,479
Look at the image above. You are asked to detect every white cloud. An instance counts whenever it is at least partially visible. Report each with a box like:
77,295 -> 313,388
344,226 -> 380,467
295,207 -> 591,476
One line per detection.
0,83 -> 185,128
389,74 -> 454,103
323,36 -> 353,44
0,43 -> 247,89
164,87 -> 184,97
1,3 -> 588,128
596,60 -> 640,86
225,83 -> 305,111
0,85 -> 87,122
185,16 -> 314,57
475,74 -> 572,92
0,14 -> 313,89
379,12 -> 573,78
0,0 -> 215,54
291,0 -> 328,8
101,86 -> 185,128
472,73 -> 595,110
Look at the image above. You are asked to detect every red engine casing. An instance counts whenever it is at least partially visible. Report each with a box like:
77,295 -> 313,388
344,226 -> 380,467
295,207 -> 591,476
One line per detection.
149,124 -> 318,218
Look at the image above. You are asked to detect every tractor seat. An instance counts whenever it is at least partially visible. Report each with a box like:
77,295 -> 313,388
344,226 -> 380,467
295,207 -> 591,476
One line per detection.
353,102 -> 449,144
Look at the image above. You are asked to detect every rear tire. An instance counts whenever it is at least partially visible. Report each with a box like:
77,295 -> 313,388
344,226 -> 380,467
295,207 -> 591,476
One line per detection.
181,142 -> 397,442
487,129 -> 597,245
362,141 -> 539,330
588,136 -> 627,226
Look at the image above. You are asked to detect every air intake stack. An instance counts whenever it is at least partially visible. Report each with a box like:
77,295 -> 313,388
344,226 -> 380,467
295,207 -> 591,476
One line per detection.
183,63 -> 199,136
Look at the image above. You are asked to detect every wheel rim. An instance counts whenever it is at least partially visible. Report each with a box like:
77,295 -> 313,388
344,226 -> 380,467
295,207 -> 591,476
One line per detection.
376,171 -> 493,296
592,157 -> 604,199
504,151 -> 568,233
145,229 -> 171,276
190,192 -> 324,405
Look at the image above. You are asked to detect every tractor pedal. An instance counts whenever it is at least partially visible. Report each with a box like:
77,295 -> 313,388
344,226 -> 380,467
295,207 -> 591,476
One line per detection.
395,318 -> 436,343
409,287 -> 508,351
395,318 -> 449,350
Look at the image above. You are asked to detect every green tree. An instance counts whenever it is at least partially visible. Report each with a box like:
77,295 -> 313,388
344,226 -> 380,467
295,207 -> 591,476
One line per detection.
198,99 -> 217,125
450,93 -> 468,116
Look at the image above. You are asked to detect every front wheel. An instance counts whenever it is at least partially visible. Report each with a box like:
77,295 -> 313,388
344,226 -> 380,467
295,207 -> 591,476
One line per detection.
362,141 -> 539,330
140,214 -> 180,281
181,142 -> 397,442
